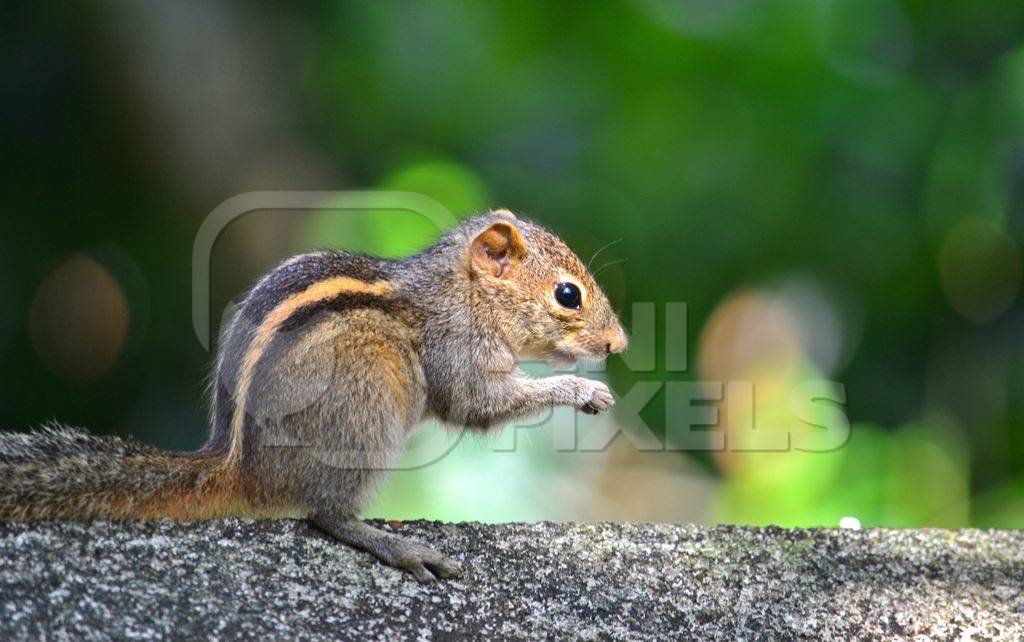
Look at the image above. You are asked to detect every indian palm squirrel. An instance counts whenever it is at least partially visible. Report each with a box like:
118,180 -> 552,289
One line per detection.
0,209 -> 628,581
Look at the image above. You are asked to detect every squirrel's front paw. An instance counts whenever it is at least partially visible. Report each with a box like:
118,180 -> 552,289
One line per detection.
568,377 -> 614,414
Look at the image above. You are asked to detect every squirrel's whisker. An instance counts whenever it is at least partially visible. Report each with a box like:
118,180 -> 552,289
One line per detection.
587,238 -> 622,270
593,257 -> 629,277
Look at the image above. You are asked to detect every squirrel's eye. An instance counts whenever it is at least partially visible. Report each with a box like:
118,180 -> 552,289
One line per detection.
554,282 -> 582,310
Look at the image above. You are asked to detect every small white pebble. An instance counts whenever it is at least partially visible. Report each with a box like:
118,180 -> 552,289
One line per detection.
839,516 -> 861,530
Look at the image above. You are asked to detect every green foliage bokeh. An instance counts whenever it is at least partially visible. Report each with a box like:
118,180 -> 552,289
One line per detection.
2,0 -> 1023,527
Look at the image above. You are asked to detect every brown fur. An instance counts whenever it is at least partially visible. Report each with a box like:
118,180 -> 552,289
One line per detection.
0,425 -> 246,521
225,276 -> 393,468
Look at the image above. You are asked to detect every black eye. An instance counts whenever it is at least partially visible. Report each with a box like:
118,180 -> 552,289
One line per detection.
554,282 -> 582,309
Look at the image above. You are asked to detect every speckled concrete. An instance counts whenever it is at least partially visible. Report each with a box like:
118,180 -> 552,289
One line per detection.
1,520 -> 1022,641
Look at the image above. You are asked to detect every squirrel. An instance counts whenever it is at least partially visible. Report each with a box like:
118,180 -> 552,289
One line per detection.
0,209 -> 627,581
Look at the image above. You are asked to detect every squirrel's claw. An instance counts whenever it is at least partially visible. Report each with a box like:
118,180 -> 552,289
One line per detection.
428,557 -> 462,580
408,563 -> 436,582
407,556 -> 462,583
393,540 -> 463,582
573,377 -> 615,414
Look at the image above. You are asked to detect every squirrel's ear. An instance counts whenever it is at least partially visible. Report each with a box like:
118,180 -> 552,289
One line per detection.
470,222 -> 527,278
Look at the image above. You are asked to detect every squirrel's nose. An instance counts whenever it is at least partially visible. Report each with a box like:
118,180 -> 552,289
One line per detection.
604,326 -> 628,354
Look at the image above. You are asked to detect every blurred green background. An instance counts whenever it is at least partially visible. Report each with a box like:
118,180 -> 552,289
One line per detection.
2,1 -> 1024,528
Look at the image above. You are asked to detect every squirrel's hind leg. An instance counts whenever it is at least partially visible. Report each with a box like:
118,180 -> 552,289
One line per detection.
245,309 -> 457,580
313,513 -> 462,582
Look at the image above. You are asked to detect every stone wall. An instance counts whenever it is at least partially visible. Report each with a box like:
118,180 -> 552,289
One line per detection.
1,520 -> 1021,640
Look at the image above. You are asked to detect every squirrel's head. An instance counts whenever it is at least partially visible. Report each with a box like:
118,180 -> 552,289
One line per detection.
458,209 -> 628,365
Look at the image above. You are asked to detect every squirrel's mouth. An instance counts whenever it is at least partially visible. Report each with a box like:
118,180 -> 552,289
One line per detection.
519,341 -> 606,367
547,345 -> 607,367
548,348 -> 580,367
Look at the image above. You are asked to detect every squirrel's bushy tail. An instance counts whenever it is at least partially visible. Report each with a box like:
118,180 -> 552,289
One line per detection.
0,425 -> 243,521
